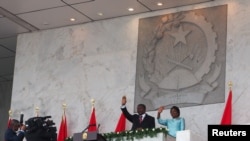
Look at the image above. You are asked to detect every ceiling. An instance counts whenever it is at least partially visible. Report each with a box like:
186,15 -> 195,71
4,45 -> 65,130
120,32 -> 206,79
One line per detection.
0,0 -> 214,82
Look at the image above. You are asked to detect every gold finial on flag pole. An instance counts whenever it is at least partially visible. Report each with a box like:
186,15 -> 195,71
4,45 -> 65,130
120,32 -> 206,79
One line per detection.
35,106 -> 39,117
228,81 -> 233,90
62,103 -> 67,114
91,99 -> 95,107
8,109 -> 12,117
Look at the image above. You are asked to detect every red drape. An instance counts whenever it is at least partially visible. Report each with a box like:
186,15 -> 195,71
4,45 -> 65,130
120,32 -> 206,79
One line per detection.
220,89 -> 232,125
88,107 -> 97,131
115,113 -> 126,132
7,117 -> 11,128
57,113 -> 67,141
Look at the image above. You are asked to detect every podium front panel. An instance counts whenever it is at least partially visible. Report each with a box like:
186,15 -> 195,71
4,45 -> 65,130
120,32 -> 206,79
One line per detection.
73,133 -> 83,141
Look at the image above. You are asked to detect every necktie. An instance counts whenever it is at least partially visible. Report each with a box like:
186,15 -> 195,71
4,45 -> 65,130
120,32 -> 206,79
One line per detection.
139,115 -> 143,123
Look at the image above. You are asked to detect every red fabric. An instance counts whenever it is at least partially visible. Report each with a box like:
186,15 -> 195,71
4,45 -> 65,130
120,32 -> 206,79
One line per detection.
220,89 -> 232,125
115,113 -> 126,132
57,113 -> 67,141
88,107 -> 97,131
7,117 -> 11,128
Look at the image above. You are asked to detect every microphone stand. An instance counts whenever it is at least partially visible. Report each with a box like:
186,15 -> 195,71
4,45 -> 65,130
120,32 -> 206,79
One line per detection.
82,125 -> 90,133
82,124 -> 96,133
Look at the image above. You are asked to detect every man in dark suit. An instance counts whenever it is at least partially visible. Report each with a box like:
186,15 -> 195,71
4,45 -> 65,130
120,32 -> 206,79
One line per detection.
4,119 -> 26,141
120,96 -> 155,130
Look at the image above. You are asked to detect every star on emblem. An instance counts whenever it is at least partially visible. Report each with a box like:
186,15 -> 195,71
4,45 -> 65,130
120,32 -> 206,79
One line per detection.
170,25 -> 191,46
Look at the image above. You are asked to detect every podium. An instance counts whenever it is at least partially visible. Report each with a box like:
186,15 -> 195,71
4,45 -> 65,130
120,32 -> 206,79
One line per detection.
73,131 -> 106,141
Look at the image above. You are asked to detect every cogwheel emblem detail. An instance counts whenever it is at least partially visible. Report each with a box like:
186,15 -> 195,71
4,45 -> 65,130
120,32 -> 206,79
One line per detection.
137,12 -> 219,109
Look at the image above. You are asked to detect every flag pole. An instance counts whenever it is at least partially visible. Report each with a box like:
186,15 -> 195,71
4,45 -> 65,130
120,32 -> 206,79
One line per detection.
91,98 -> 95,108
35,106 -> 39,117
220,81 -> 233,125
88,98 -> 97,132
8,109 -> 12,118
62,103 -> 67,115
58,102 -> 68,141
228,81 -> 232,91
7,109 -> 12,128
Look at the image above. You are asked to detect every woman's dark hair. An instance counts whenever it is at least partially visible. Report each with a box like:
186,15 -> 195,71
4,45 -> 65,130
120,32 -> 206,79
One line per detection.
171,106 -> 180,116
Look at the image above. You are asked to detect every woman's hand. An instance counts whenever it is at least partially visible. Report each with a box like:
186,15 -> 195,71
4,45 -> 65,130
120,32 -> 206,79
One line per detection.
158,106 -> 164,113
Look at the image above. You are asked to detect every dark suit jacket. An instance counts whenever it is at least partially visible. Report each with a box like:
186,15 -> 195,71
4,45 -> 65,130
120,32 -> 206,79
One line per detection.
121,107 -> 155,130
4,128 -> 25,141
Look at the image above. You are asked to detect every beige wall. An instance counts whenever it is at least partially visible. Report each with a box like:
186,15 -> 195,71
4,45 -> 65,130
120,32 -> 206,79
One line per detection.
8,1 -> 250,141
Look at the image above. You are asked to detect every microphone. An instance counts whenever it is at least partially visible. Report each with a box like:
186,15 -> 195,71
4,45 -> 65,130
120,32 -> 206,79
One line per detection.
20,113 -> 24,125
41,116 -> 52,120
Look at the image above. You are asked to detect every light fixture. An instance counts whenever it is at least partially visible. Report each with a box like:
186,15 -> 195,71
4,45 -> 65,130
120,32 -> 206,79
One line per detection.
157,2 -> 163,6
128,8 -> 134,11
97,12 -> 103,16
70,18 -> 76,21
43,22 -> 49,25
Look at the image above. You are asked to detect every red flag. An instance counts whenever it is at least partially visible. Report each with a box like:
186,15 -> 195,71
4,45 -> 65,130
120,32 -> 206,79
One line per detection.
57,113 -> 67,141
220,89 -> 232,125
7,117 -> 11,128
88,107 -> 97,131
115,113 -> 126,132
